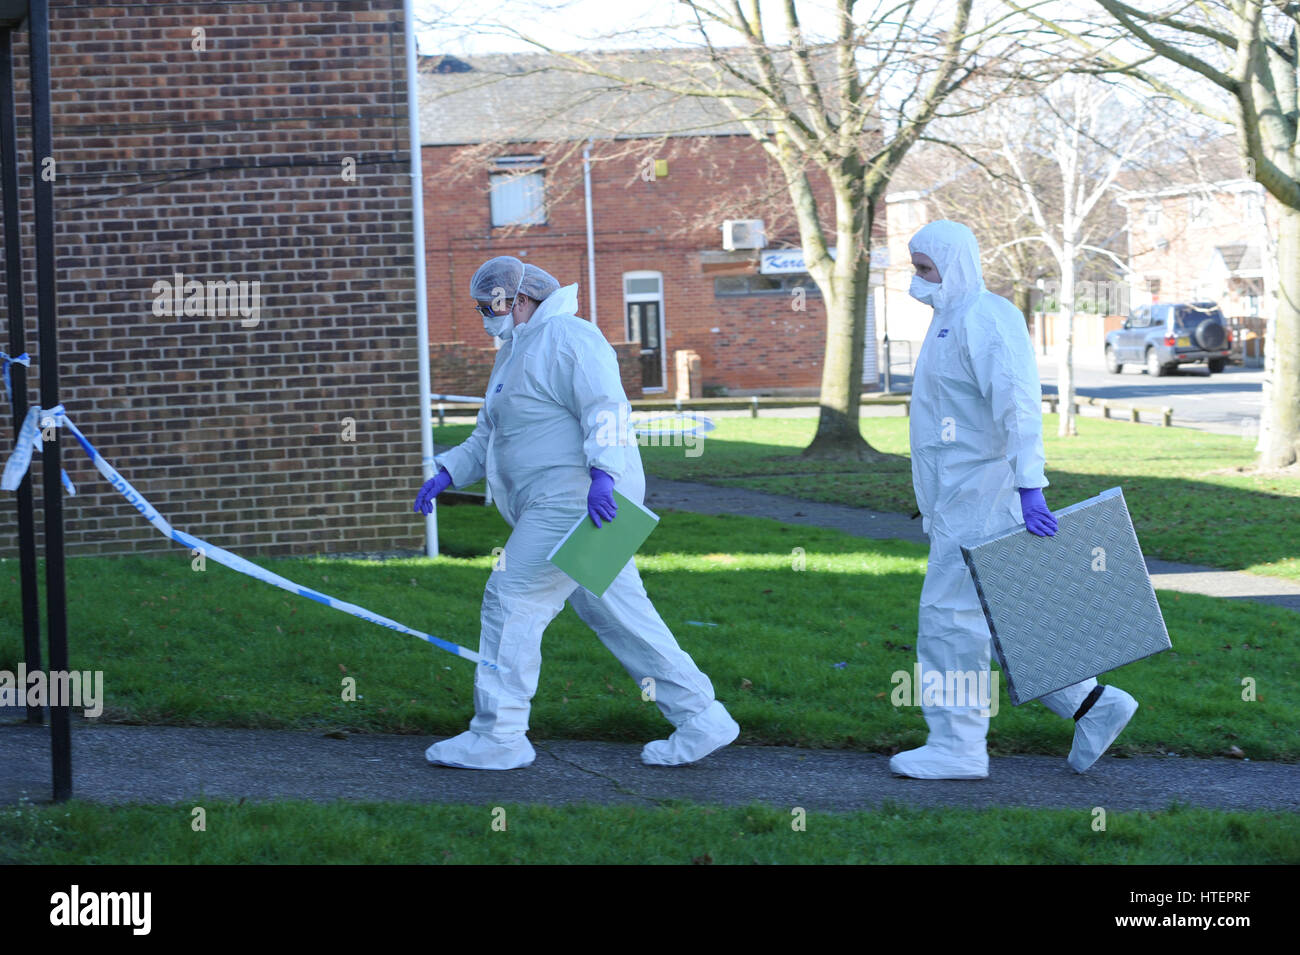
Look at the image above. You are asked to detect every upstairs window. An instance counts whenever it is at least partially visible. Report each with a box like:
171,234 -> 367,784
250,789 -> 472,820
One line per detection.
490,155 -> 545,227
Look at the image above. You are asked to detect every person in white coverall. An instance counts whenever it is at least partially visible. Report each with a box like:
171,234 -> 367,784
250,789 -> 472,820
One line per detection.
893,220 -> 1139,780
413,255 -> 740,771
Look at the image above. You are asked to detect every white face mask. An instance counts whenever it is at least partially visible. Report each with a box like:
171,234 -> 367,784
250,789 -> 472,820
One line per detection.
482,311 -> 514,339
482,269 -> 525,339
909,275 -> 941,305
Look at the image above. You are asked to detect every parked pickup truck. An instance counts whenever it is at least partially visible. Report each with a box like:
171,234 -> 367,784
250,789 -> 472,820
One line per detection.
1105,302 -> 1232,376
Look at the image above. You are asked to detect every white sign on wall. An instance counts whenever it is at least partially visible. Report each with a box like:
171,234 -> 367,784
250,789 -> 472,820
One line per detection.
760,248 -> 836,274
760,247 -> 888,273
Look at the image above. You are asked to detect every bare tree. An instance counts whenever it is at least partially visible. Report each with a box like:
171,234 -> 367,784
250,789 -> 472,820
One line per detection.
436,0 -> 1053,459
901,143 -> 1061,320
1006,0 -> 1300,466
989,74 -> 1171,436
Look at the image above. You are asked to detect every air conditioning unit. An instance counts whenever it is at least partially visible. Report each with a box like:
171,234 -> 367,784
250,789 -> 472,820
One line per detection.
722,219 -> 766,251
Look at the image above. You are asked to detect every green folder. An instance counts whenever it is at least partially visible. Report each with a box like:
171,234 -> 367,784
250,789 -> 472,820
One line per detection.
547,490 -> 660,597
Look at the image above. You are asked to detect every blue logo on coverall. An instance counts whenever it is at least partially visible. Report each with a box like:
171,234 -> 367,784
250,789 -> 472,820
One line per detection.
937,328 -> 949,338
495,383 -> 503,393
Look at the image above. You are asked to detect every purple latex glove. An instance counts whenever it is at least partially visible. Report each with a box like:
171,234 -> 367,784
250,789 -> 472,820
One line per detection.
1018,487 -> 1058,537
413,467 -> 453,515
587,466 -> 617,528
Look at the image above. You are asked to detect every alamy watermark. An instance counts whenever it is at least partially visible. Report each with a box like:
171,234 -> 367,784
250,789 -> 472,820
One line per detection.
0,666 -> 103,717
152,271 -> 261,328
49,885 -> 150,935
890,664 -> 999,717
594,405 -> 704,458
1036,279 -> 1130,316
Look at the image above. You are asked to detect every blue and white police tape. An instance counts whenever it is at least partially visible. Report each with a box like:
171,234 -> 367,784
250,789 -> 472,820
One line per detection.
1,350 -> 31,405
1,403 -> 75,496
0,353 -> 75,496
1,405 -> 503,673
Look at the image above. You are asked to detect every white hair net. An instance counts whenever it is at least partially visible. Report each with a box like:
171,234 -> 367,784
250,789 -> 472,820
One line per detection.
469,255 -> 561,306
908,220 -> 986,312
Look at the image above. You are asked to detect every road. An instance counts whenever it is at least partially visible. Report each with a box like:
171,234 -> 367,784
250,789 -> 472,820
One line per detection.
1036,354 -> 1264,437
440,344 -> 1265,437
882,342 -> 1263,436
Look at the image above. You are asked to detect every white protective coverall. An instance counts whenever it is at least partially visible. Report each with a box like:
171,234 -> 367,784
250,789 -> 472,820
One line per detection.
426,281 -> 739,770
895,220 -> 1138,779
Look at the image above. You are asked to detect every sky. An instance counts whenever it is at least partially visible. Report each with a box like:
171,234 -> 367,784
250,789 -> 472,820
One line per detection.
416,0 -> 965,55
412,0 -> 1192,56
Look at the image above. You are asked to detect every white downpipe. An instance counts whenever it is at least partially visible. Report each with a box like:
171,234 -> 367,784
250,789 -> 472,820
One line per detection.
404,0 -> 437,557
583,139 -> 598,328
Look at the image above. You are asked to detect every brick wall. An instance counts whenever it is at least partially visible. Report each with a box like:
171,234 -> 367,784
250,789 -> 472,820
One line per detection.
0,1 -> 422,559
1122,186 -> 1279,312
424,132 -> 883,396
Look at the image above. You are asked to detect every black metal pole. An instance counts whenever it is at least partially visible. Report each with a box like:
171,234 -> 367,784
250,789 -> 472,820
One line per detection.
1,25 -> 44,727
27,0 -> 69,800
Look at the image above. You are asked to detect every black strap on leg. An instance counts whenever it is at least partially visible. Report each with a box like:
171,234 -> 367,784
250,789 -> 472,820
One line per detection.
1073,684 -> 1106,721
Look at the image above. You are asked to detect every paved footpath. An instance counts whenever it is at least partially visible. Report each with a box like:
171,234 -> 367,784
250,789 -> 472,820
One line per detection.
2,723 -> 1297,812
3,476 -> 1295,813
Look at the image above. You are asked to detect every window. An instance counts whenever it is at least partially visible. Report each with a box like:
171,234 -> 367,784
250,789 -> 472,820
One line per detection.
1144,202 -> 1161,228
490,155 -> 545,226
714,273 -> 821,296
1238,190 -> 1262,220
1189,194 -> 1209,225
1174,304 -> 1224,329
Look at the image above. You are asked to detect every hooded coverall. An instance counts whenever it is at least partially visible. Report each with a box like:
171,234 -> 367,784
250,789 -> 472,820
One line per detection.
897,220 -> 1136,778
426,283 -> 737,770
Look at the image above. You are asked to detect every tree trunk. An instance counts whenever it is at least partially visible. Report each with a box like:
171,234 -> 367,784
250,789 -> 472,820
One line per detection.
1057,245 -> 1078,437
1258,203 -> 1300,468
802,187 -> 882,460
803,257 -> 883,459
1013,283 -> 1034,330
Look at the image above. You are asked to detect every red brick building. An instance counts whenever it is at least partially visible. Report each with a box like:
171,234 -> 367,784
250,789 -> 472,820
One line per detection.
1,1 -> 422,559
419,52 -> 884,399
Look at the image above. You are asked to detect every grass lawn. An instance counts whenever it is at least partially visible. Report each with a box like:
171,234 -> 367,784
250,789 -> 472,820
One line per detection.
3,504 -> 1295,760
2,798 -> 1296,864
593,414 -> 1299,581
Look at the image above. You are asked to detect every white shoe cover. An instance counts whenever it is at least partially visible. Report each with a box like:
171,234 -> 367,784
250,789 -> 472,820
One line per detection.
889,743 -> 988,780
425,730 -> 536,770
1069,686 -> 1138,773
641,701 -> 739,766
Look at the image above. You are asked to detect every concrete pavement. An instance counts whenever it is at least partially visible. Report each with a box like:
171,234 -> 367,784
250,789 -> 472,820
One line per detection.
3,723 -> 1296,812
